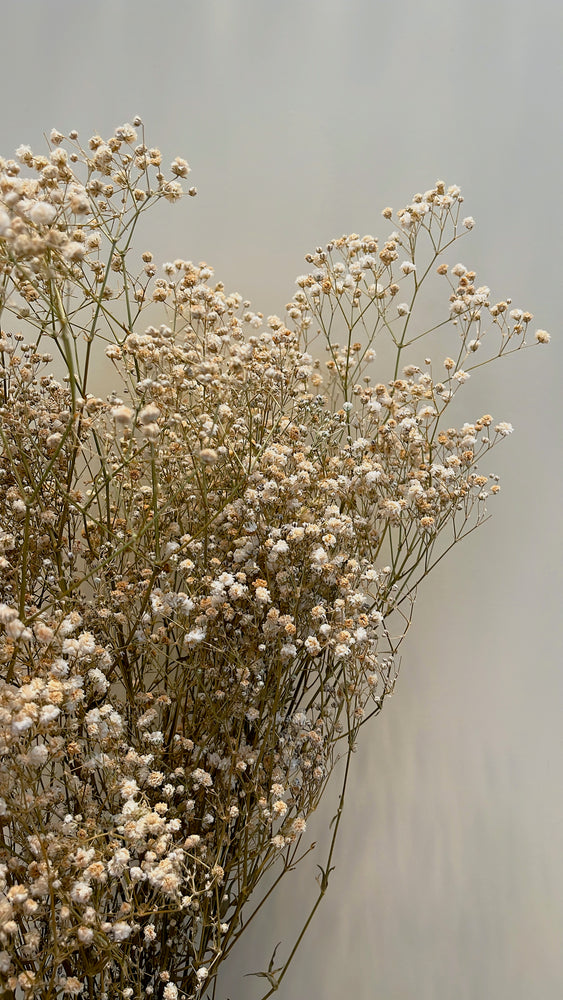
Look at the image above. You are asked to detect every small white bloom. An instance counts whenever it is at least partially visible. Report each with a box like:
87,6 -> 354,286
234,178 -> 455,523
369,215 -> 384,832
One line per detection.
111,405 -> 133,424
311,546 -> 328,565
451,263 -> 467,277
61,977 -> 84,995
29,201 -> 57,226
112,921 -> 132,941
170,157 -> 190,178
70,881 -> 93,904
88,668 -> 108,695
28,744 -> 49,766
39,704 -> 60,725
192,768 -> 213,789
108,848 -> 130,876
63,241 -> 86,261
120,778 -> 139,800
184,627 -> 206,646
280,642 -> 297,661
304,635 -> 321,655
77,632 -> 96,657
138,403 -> 161,425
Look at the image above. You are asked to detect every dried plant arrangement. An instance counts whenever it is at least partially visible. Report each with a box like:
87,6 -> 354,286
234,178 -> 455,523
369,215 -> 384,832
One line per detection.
0,120 -> 549,1000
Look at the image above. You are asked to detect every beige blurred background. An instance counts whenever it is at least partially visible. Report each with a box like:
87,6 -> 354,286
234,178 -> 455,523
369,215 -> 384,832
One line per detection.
2,1 -> 561,996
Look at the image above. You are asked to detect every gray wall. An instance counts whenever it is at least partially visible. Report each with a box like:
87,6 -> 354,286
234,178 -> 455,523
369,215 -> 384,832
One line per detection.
2,2 -> 561,996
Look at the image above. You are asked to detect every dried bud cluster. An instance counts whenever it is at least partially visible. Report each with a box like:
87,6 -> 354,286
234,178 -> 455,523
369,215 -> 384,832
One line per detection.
0,131 -> 549,1000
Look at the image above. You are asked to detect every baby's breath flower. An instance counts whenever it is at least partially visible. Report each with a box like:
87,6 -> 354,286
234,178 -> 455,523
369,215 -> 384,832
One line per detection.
112,922 -> 132,942
29,201 -> 56,225
16,145 -> 34,165
495,421 -> 513,436
162,181 -> 183,202
170,157 -> 190,178
304,635 -> 322,655
115,123 -> 137,143
68,187 -> 90,214
138,403 -> 160,424
61,978 -> 84,995
111,404 -> 133,424
192,768 -> 212,789
64,241 -> 86,261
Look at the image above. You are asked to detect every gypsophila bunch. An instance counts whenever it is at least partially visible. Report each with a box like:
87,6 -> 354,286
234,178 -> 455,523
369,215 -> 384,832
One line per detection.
0,123 -> 549,1000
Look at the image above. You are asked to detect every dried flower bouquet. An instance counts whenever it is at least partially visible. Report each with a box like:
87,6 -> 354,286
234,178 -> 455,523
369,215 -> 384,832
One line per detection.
0,121 -> 549,999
